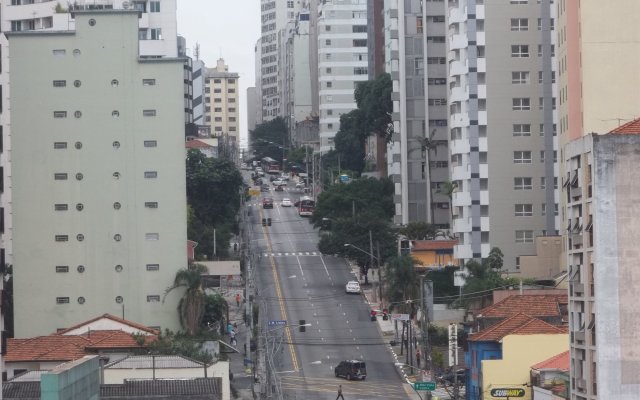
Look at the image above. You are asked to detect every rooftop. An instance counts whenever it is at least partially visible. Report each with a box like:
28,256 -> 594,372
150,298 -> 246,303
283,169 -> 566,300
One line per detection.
57,313 -> 159,335
476,294 -> 567,319
101,378 -> 222,400
105,355 -> 205,369
608,118 -> 640,135
469,313 -> 567,342
531,350 -> 570,372
411,240 -> 457,251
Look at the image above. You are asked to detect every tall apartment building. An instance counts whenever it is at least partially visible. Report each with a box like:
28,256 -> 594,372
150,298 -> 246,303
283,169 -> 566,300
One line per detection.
8,10 -> 187,337
384,0 -> 450,227
564,125 -> 640,400
258,0 -> 302,122
0,0 -> 178,280
204,59 -> 240,142
192,59 -> 206,128
557,2 -> 640,399
447,0 -> 558,267
317,0 -> 368,152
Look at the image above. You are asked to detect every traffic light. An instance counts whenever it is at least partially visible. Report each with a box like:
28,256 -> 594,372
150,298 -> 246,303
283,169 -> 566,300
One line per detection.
262,218 -> 267,226
267,218 -> 272,226
299,320 -> 306,332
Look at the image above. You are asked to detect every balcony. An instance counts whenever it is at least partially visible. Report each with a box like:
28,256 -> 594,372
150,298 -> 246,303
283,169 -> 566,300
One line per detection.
453,217 -> 471,233
571,233 -> 583,247
454,244 -> 473,260
450,138 -> 470,155
448,6 -> 467,24
449,60 -> 468,77
449,85 -> 468,103
480,217 -> 490,232
452,190 -> 471,207
449,34 -> 468,51
7,1 -> 57,21
451,165 -> 469,181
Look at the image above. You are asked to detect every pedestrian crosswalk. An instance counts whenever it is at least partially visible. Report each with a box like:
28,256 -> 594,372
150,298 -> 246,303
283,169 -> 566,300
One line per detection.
263,251 -> 320,257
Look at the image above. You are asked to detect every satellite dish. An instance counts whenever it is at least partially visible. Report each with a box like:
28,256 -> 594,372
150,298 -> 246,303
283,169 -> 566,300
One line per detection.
122,1 -> 130,9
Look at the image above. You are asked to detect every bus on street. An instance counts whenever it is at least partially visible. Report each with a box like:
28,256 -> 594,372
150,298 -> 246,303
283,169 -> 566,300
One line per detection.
261,157 -> 281,174
297,196 -> 315,217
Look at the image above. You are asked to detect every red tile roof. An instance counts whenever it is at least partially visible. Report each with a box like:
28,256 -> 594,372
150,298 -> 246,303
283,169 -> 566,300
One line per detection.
531,350 -> 570,372
412,240 -> 457,251
608,118 -> 640,135
476,295 -> 566,319
57,314 -> 160,335
185,139 -> 211,149
468,313 -> 566,342
6,331 -> 156,362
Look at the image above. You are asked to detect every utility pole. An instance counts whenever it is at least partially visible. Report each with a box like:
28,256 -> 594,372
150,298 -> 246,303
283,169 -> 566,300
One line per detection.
421,276 -> 434,400
369,230 -> 375,301
376,241 -> 382,305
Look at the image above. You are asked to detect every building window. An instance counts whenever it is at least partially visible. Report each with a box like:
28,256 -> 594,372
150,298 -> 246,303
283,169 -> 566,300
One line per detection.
417,17 -> 423,33
515,230 -> 534,243
145,202 -> 158,208
326,81 -> 332,88
147,295 -> 161,302
115,296 -> 123,304
511,45 -> 529,58
515,204 -> 533,217
510,18 -> 529,31
144,171 -> 157,179
428,78 -> 446,85
228,108 -> 236,112
114,234 -> 122,242
514,177 -> 532,190
52,49 -> 66,56
150,28 -> 162,40
427,57 -> 446,64
56,297 -> 70,304
54,173 -> 68,180
538,71 -> 556,83
325,39 -> 331,46
510,0 -> 528,3
53,111 -> 67,118
143,79 -> 156,86
146,233 -> 159,241
76,203 -> 84,211
55,265 -> 69,273
511,71 -> 529,84
352,39 -> 367,47
55,235 -> 69,242
146,264 -> 160,271
426,36 -> 445,43
144,140 -> 158,148
115,265 -> 123,272
53,80 -> 66,87
77,297 -> 86,304
150,1 -> 160,12
513,124 -> 531,136
228,98 -> 236,103
143,109 -> 157,117
513,151 -> 532,164
512,98 -> 531,110
113,141 -> 121,149
54,142 -> 68,149
54,204 -> 69,211
353,67 -> 368,75
76,234 -> 85,242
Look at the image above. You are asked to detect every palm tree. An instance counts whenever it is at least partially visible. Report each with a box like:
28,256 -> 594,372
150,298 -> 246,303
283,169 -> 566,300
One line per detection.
164,263 -> 208,336
437,180 -> 457,223
384,255 -> 420,315
418,129 -> 439,223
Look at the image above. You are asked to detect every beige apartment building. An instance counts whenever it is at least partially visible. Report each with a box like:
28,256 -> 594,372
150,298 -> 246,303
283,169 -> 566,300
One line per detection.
8,11 -> 187,337
204,58 -> 240,142
557,1 -> 640,399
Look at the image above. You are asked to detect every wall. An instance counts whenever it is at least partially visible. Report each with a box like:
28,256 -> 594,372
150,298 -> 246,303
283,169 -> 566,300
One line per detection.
41,356 -> 100,400
482,334 -> 568,400
519,236 -> 564,280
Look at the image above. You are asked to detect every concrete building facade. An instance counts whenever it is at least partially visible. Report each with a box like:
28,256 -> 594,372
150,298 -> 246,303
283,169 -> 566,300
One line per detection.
317,0 -> 368,152
192,59 -> 206,128
384,0 -> 450,227
446,0 -> 558,267
564,128 -> 640,400
204,58 -> 240,142
8,11 -> 187,336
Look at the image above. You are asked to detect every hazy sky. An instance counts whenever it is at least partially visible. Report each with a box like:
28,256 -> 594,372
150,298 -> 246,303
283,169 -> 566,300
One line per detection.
176,1 -> 261,147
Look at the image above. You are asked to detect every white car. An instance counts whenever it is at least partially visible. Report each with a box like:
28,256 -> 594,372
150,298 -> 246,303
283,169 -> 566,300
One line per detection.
345,281 -> 361,294
281,198 -> 292,207
273,179 -> 285,186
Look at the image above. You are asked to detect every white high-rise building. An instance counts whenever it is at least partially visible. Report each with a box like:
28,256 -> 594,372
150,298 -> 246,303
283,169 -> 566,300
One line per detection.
7,10 -> 187,337
205,59 -> 240,142
317,0 -> 368,152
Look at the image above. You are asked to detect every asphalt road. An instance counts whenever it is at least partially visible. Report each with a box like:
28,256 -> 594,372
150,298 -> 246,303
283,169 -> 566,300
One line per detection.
248,179 -> 409,400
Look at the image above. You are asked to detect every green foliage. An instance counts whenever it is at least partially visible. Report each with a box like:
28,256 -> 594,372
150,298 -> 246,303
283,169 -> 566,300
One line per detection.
384,256 -> 420,313
485,247 -> 504,271
432,349 -> 445,369
250,117 -> 288,162
202,294 -> 228,330
461,247 -> 514,306
332,109 -> 367,173
312,177 -> 396,265
144,329 -> 216,364
186,150 -> 243,259
355,73 -> 394,141
428,267 -> 459,299
400,222 -> 438,240
287,145 -> 312,165
428,325 -> 449,346
164,264 -> 209,336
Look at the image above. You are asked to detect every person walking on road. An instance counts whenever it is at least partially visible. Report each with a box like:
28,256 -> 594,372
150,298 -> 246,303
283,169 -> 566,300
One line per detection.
235,293 -> 241,308
416,349 -> 421,368
336,384 -> 345,400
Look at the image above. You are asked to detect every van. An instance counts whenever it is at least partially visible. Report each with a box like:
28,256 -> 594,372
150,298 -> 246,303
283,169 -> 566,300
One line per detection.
334,360 -> 366,381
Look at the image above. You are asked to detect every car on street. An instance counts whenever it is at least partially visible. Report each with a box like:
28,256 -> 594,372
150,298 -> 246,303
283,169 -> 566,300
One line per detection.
295,182 -> 305,189
272,179 -> 285,186
262,198 -> 274,209
345,281 -> 361,294
279,174 -> 290,181
281,198 -> 292,207
260,184 -> 269,192
334,360 -> 366,381
438,368 -> 466,385
275,185 -> 284,192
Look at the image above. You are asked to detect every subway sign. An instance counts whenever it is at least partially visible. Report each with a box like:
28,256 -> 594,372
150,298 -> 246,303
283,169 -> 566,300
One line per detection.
490,388 -> 525,398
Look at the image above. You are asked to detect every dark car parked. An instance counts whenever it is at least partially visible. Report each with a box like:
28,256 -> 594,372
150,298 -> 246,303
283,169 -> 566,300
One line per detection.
334,360 -> 366,381
260,184 -> 270,192
262,197 -> 274,209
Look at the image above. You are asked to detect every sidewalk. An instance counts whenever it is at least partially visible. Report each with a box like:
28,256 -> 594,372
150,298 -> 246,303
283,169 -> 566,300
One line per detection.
223,290 -> 255,400
347,262 -> 457,400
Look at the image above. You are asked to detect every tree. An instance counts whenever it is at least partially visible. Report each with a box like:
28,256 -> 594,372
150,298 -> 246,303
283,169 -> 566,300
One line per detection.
356,73 -> 394,141
144,329 -> 214,364
400,222 -> 438,240
437,180 -> 457,222
332,109 -> 367,173
485,247 -> 504,271
164,264 -> 208,336
384,255 -> 420,314
202,293 -> 228,333
250,117 -> 289,162
186,150 -> 243,259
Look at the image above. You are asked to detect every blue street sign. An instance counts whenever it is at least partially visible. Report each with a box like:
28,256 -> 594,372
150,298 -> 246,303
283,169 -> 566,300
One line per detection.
268,320 -> 287,327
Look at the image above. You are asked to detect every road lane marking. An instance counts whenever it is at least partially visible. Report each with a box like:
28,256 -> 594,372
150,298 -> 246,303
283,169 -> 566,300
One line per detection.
318,254 -> 330,277
260,207 -> 299,372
